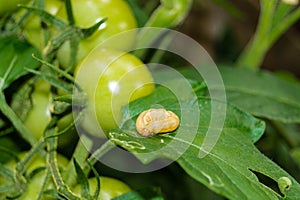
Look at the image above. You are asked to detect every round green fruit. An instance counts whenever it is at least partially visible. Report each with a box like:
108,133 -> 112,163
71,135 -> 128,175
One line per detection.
74,48 -> 154,136
23,80 -> 52,140
56,0 -> 137,67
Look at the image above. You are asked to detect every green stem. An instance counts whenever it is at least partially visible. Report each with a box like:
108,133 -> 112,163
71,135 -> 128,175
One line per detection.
237,1 -> 300,70
32,54 -> 75,83
269,6 -> 300,46
65,0 -> 75,25
37,168 -> 51,200
134,0 -> 193,59
83,140 -> 115,174
236,0 -> 275,69
46,129 -> 79,200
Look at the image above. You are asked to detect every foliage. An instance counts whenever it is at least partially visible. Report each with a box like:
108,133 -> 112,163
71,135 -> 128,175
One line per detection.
0,0 -> 300,199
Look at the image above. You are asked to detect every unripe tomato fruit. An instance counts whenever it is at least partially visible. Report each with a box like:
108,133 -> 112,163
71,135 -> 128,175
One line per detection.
74,48 -> 154,136
56,0 -> 137,67
23,80 -> 52,139
73,176 -> 131,200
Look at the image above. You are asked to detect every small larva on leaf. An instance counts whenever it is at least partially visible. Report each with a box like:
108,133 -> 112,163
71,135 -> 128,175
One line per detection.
135,108 -> 180,137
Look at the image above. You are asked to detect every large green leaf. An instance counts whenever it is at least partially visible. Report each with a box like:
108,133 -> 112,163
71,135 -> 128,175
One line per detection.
0,36 -> 40,90
180,67 -> 300,123
109,86 -> 300,200
218,67 -> 300,123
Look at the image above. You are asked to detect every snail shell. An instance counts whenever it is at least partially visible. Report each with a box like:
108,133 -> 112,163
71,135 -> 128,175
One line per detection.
136,108 -> 179,137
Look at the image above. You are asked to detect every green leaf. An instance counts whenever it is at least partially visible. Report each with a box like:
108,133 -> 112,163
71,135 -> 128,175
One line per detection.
180,67 -> 300,123
218,67 -> 300,123
112,187 -> 164,200
109,85 -> 300,200
0,36 -> 40,89
212,0 -> 243,18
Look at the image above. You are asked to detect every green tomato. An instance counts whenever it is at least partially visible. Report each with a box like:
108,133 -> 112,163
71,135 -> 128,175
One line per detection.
74,48 -> 154,136
73,176 -> 131,200
19,0 -> 64,51
23,80 -> 52,140
1,152 -> 69,200
0,0 -> 29,15
56,0 -> 137,67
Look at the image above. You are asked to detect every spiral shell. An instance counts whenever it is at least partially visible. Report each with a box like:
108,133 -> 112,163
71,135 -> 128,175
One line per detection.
136,108 -> 180,137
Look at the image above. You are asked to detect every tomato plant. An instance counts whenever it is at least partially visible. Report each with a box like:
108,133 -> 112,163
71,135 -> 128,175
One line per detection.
2,0 -> 300,200
74,48 -> 155,136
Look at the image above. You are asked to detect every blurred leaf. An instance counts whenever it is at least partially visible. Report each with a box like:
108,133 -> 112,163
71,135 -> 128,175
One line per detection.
109,85 -> 300,200
212,0 -> 243,18
274,70 -> 300,84
179,67 -> 300,123
218,67 -> 300,123
291,148 -> 300,167
0,36 -> 40,90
